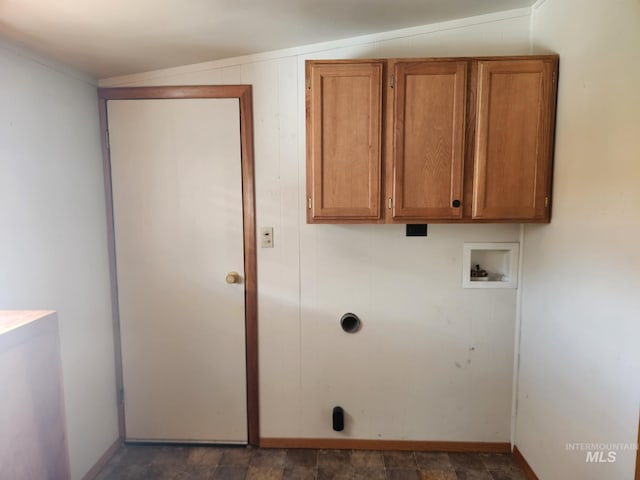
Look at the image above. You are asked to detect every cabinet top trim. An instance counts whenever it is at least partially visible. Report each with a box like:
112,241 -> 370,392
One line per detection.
306,54 -> 558,66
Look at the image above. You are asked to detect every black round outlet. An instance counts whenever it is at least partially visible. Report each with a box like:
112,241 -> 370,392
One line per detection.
340,313 -> 361,333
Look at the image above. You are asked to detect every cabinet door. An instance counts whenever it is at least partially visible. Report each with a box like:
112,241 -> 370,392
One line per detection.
473,59 -> 557,220
390,61 -> 467,220
306,61 -> 383,222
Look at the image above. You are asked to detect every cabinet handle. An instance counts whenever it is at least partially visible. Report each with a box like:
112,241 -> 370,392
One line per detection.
388,197 -> 392,209
452,199 -> 461,208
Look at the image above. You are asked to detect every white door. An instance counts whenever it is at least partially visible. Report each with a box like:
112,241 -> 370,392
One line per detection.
108,98 -> 247,443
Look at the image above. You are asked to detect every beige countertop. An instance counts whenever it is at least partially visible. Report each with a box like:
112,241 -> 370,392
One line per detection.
0,310 -> 56,336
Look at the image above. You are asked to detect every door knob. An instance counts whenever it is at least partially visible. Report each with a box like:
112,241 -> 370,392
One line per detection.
225,271 -> 241,284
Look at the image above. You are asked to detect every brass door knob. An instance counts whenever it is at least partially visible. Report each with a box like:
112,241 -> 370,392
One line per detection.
225,271 -> 241,284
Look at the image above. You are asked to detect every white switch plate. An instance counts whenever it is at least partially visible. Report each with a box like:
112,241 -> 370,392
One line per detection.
261,227 -> 274,248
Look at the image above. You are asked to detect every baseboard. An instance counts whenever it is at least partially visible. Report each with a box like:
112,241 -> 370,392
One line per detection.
260,437 -> 511,453
513,446 -> 539,480
82,438 -> 121,480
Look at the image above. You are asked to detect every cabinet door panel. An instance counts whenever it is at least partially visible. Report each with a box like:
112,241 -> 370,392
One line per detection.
307,62 -> 383,221
392,61 -> 466,219
473,59 -> 556,220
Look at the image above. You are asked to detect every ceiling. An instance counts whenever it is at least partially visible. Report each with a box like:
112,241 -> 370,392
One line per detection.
0,0 -> 534,79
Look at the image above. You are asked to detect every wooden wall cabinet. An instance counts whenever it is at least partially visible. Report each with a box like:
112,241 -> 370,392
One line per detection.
472,59 -> 557,221
306,60 -> 384,222
390,60 -> 467,221
306,55 -> 558,224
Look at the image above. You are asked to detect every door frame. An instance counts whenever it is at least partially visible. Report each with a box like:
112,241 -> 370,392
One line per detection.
97,85 -> 259,445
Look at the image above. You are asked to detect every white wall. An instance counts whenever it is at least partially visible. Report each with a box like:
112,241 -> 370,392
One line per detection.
0,40 -> 119,479
516,0 -> 640,478
101,10 -> 532,442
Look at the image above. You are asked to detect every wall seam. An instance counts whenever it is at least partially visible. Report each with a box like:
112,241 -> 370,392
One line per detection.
510,224 -> 526,448
296,53 -> 305,438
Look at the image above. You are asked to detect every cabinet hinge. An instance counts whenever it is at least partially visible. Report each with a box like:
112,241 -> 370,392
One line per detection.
105,129 -> 110,150
307,78 -> 311,90
545,196 -> 549,207
388,197 -> 392,209
308,197 -> 312,209
390,74 -> 395,89
552,71 -> 556,84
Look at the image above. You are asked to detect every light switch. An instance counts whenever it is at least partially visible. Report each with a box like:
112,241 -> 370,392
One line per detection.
261,227 -> 274,248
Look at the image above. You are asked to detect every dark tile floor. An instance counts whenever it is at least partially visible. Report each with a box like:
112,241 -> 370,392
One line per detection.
95,445 -> 527,480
